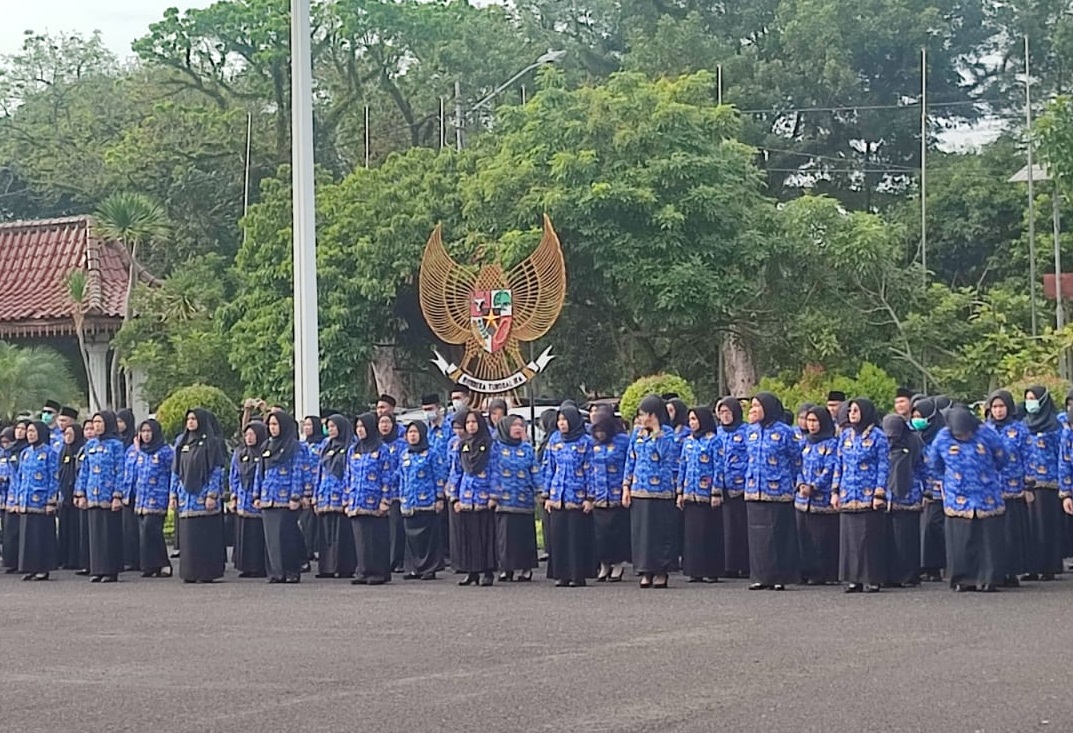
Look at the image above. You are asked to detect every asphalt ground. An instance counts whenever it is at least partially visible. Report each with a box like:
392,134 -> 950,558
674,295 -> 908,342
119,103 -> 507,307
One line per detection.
0,563 -> 1069,733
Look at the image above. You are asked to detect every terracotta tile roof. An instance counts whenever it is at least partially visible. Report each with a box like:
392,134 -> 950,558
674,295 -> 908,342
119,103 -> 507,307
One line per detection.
0,216 -> 137,338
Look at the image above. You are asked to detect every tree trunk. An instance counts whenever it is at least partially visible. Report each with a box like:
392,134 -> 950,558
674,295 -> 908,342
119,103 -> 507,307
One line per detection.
722,331 -> 758,397
75,322 -> 104,411
109,348 -> 120,409
370,344 -> 407,404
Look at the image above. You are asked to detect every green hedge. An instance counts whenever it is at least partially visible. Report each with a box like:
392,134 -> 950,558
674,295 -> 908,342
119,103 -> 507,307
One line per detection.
156,384 -> 240,441
756,363 -> 899,413
619,373 -> 696,423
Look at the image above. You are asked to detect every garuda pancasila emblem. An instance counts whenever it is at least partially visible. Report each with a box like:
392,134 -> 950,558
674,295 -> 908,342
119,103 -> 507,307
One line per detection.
419,214 -> 566,393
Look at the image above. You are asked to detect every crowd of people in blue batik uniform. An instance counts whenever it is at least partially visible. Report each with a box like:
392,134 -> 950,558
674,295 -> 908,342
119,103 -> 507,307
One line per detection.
0,383 -> 1069,593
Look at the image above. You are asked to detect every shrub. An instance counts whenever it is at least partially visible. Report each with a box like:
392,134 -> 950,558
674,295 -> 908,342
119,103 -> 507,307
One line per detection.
757,363 -> 899,413
619,373 -> 696,423
156,384 -> 239,441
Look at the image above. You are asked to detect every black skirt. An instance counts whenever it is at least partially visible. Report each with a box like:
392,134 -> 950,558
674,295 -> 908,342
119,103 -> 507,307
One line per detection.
121,502 -> 140,571
439,505 -> 451,564
78,508 -> 90,571
1003,497 -> 1031,577
178,513 -> 225,582
18,513 -> 56,574
404,511 -> 442,576
593,506 -> 631,565
495,512 -> 538,572
1027,489 -> 1064,575
86,507 -> 122,576
298,506 -> 318,561
2,508 -> 21,569
885,511 -> 921,585
630,497 -> 678,574
921,500 -> 946,571
316,512 -> 356,577
682,502 -> 724,579
722,494 -> 750,576
57,501 -> 81,569
233,515 -> 266,576
351,514 -> 391,581
451,509 -> 496,574
946,514 -> 1005,587
389,501 -> 405,572
839,510 -> 886,586
261,507 -> 303,581
746,501 -> 799,586
138,514 -> 170,572
796,510 -> 839,584
546,508 -> 596,582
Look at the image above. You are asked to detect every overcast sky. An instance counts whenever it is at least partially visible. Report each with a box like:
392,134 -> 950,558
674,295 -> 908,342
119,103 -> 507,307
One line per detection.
1,1 -> 210,59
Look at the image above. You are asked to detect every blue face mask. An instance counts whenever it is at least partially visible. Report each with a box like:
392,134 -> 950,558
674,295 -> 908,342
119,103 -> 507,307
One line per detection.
1025,399 -> 1041,414
42,412 -> 54,425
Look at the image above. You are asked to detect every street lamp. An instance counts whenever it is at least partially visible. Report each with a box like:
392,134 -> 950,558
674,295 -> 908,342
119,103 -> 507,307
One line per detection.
456,49 -> 566,151
291,0 -> 320,418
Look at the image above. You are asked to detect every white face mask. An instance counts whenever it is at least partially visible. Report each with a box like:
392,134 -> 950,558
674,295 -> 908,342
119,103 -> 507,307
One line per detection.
424,409 -> 441,424
451,399 -> 466,411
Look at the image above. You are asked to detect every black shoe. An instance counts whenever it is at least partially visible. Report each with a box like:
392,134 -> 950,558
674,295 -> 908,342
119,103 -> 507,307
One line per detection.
284,575 -> 301,584
954,584 -> 976,592
979,584 -> 999,593
458,574 -> 478,586
516,571 -> 533,582
704,577 -> 721,584
1021,573 -> 1039,581
749,583 -> 768,591
1003,575 -> 1021,588
351,578 -> 368,585
33,573 -> 49,581
687,576 -> 703,583
101,575 -> 118,583
845,584 -> 862,594
479,573 -> 494,587
5,567 -> 19,575
21,574 -> 34,581
75,569 -> 89,576
608,569 -> 623,583
183,579 -> 197,584
169,550 -> 180,558
864,584 -> 881,594
300,563 -> 311,573
554,579 -> 568,587
141,571 -> 156,578
1041,573 -> 1056,581
267,577 -> 282,584
640,575 -> 653,589
538,553 -> 549,562
367,577 -> 387,586
570,579 -> 587,588
499,571 -> 514,583
315,572 -> 334,579
420,572 -> 437,581
90,575 -> 102,583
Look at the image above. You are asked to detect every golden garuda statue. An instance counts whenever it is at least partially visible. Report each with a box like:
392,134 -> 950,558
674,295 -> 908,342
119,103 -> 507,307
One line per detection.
419,214 -> 566,393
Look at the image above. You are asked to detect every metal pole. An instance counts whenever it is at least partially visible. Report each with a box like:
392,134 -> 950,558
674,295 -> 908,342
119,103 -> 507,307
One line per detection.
717,64 -> 723,105
290,0 -> 320,419
1026,35 -> 1039,336
364,105 -> 370,169
455,80 -> 464,152
242,111 -> 252,248
528,341 -> 537,445
439,97 -> 445,149
521,84 -> 526,105
1056,182 -> 1067,379
920,47 -> 927,283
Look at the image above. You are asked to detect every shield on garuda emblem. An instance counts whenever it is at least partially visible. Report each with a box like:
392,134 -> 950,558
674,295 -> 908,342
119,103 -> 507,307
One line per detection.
470,289 -> 513,354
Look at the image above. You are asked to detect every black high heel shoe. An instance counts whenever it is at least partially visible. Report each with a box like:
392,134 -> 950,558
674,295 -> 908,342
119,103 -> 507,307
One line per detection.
608,567 -> 624,583
479,572 -> 494,587
458,573 -> 479,586
499,571 -> 514,582
516,570 -> 532,582
653,575 -> 669,589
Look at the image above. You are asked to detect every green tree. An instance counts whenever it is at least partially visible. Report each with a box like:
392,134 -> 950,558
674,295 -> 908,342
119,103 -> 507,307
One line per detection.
0,342 -> 80,421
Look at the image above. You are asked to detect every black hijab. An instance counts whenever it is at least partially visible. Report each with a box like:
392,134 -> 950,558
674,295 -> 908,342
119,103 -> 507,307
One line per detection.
354,412 -> 382,455
1065,388 -> 1073,426
690,407 -> 717,437
667,398 -> 689,430
912,398 -> 946,445
946,405 -> 981,441
487,398 -> 508,420
849,398 -> 878,435
0,426 -> 14,451
28,420 -> 50,447
94,411 -> 121,442
591,411 -> 621,445
9,421 -> 29,458
987,390 -> 1017,428
235,422 -> 269,490
537,409 -> 558,458
264,410 -> 300,470
1024,385 -> 1061,434
321,414 -> 353,479
883,413 -> 922,501
138,419 -> 166,455
406,420 -> 431,454
379,412 -> 399,444
835,402 -> 851,431
797,402 -> 817,421
805,406 -> 836,443
58,424 -> 85,492
559,404 -> 586,443
496,414 -> 524,447
303,415 -> 324,444
753,392 -> 784,428
174,408 -> 222,494
116,408 -> 136,448
460,410 -> 493,475
716,397 -> 744,432
638,394 -> 670,427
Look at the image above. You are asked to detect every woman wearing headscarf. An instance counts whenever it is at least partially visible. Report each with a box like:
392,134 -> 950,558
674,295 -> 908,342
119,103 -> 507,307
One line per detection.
1021,385 -> 1064,580
56,423 -> 85,570
75,419 -> 95,573
795,406 -> 840,585
535,409 -> 559,558
912,397 -> 947,582
989,390 -> 1032,586
0,427 -> 14,560
677,406 -> 725,583
345,412 -> 394,585
543,404 -> 596,588
379,412 -> 406,575
116,408 -> 140,572
12,421 -> 59,580
255,410 -> 311,584
74,412 -> 125,582
487,398 -> 509,428
448,409 -> 498,586
493,414 -> 540,582
398,421 -> 447,580
794,403 -> 817,444
170,409 -> 226,583
590,407 -> 630,582
622,394 -> 679,589
131,419 -> 173,578
229,422 -> 268,578
314,415 -> 357,579
834,398 -> 889,593
744,392 -> 801,591
716,398 -> 750,578
2,420 -> 29,573
928,406 -> 1007,592
883,413 -> 924,587
300,414 -> 325,568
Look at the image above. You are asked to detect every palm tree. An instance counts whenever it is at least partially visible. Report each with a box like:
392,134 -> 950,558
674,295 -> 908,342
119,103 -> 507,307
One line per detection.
92,193 -> 170,407
0,342 -> 79,422
65,269 -> 105,410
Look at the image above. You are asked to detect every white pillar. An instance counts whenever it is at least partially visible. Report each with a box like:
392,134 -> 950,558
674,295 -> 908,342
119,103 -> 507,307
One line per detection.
128,367 -> 149,421
291,0 -> 320,419
85,338 -> 109,414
